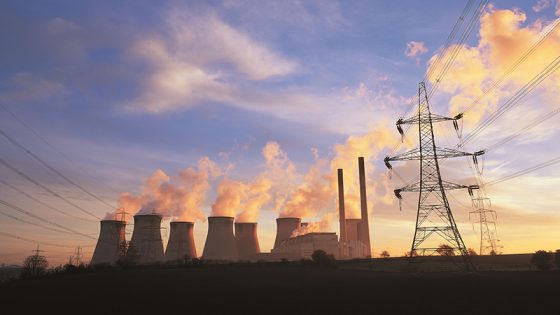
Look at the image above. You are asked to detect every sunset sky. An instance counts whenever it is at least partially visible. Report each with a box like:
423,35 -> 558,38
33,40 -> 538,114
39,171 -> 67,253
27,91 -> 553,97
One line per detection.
1,0 -> 560,265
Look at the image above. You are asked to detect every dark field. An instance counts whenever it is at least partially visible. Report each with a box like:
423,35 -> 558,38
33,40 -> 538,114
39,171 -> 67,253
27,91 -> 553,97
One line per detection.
1,262 -> 559,315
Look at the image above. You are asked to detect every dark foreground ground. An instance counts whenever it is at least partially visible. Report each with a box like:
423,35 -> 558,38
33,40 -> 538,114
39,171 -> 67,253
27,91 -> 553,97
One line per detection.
1,262 -> 559,315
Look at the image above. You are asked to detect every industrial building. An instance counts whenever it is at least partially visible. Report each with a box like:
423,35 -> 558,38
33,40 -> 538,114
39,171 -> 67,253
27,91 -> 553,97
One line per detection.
90,219 -> 126,265
89,156 -> 372,264
129,214 -> 165,263
202,216 -> 238,261
164,221 -> 196,261
235,222 -> 260,260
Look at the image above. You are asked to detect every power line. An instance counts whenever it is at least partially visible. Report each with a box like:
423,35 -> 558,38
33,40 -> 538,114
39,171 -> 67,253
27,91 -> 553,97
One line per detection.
0,198 -> 96,241
461,55 -> 560,146
460,18 -> 560,117
0,232 -> 91,248
0,102 -> 121,195
0,127 -> 116,209
0,178 -> 97,222
0,206 -> 73,235
486,155 -> 560,186
486,106 -> 560,152
0,157 -> 101,219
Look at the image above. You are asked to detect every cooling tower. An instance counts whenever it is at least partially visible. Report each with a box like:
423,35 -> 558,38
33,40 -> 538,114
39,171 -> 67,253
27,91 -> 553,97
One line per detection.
235,222 -> 260,259
274,217 -> 301,249
164,221 -> 197,261
90,220 -> 126,265
129,214 -> 165,263
358,157 -> 372,257
202,216 -> 238,261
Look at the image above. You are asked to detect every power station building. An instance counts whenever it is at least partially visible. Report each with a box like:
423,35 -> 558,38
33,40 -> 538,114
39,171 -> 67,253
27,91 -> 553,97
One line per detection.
89,157 -> 372,264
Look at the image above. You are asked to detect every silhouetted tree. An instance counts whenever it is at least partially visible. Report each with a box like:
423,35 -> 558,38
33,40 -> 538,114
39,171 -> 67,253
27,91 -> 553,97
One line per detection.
311,250 -> 335,267
531,250 -> 553,271
554,250 -> 560,270
21,253 -> 48,278
489,249 -> 498,255
380,250 -> 390,258
468,248 -> 478,256
436,244 -> 455,257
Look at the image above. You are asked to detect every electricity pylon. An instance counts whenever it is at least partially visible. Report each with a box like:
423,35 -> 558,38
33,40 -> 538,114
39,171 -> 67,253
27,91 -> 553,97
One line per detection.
468,188 -> 499,255
384,82 -> 484,271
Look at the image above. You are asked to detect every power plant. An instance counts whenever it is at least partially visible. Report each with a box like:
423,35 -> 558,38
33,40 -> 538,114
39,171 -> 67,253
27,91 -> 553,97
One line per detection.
235,222 -> 260,260
129,214 -> 165,263
90,219 -> 126,265
202,216 -> 238,261
89,158 -> 371,264
164,221 -> 196,261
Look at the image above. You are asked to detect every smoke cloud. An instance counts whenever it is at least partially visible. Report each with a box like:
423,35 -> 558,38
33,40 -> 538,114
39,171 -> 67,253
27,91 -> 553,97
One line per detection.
109,156 -> 220,222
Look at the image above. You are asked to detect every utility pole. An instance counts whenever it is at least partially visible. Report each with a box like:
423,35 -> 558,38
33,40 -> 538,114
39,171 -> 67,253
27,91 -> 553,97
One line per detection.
384,82 -> 484,271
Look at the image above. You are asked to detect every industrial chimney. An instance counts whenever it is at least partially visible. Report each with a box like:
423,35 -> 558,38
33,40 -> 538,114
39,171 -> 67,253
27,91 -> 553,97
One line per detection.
129,214 -> 165,264
274,217 -> 301,249
358,157 -> 372,257
164,221 -> 197,261
337,168 -> 347,258
90,219 -> 126,265
202,216 -> 238,261
235,222 -> 260,260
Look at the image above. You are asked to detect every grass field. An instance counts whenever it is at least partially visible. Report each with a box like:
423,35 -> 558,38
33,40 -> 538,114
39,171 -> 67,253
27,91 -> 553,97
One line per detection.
1,262 -> 559,314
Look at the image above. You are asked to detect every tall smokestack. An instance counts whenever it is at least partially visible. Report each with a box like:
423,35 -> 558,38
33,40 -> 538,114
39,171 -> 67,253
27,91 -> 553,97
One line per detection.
358,157 -> 372,257
164,221 -> 197,261
130,214 -> 165,263
202,216 -> 238,261
337,168 -> 347,258
235,222 -> 260,260
90,219 -> 126,265
274,217 -> 301,249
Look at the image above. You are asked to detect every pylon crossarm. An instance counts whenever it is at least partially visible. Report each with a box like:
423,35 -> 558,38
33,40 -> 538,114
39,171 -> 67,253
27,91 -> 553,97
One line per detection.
394,181 -> 476,196
385,148 -> 479,168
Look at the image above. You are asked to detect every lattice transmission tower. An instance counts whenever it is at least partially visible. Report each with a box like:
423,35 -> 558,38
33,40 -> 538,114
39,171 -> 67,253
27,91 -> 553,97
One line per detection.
468,188 -> 499,255
384,82 -> 484,271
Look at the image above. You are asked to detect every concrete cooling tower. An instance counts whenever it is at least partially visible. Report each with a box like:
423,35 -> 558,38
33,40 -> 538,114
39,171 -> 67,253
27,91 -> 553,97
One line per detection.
164,221 -> 197,261
129,214 -> 165,263
274,217 -> 301,249
90,220 -> 126,265
202,216 -> 238,261
235,222 -> 260,259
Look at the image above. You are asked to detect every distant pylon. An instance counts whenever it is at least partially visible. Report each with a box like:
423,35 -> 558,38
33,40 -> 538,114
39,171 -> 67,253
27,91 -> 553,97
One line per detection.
468,189 -> 499,255
385,82 -> 485,271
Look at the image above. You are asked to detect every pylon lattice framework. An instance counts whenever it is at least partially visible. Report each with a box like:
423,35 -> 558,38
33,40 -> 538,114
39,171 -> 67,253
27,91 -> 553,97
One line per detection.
469,192 -> 499,255
384,82 -> 484,271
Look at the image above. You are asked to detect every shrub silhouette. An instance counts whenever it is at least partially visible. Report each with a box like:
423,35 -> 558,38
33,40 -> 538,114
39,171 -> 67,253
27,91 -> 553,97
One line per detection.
554,250 -> 560,270
21,254 -> 48,278
380,250 -> 390,258
531,250 -> 553,271
436,244 -> 455,256
311,250 -> 335,267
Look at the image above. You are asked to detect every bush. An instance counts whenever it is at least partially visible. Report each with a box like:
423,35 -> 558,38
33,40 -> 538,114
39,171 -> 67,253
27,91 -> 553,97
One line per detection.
379,250 -> 390,258
21,254 -> 48,278
531,250 -> 553,271
554,250 -> 560,270
311,250 -> 336,267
